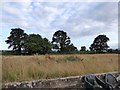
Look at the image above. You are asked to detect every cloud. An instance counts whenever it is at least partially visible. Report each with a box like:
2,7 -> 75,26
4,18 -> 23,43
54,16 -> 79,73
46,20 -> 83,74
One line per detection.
1,2 -> 118,50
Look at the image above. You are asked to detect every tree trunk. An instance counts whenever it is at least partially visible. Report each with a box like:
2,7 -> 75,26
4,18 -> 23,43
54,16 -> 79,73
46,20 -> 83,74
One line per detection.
18,47 -> 21,55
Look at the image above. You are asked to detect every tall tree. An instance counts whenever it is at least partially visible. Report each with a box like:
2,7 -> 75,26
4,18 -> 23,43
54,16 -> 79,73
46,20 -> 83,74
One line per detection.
5,28 -> 28,54
52,30 -> 77,52
24,34 -> 51,54
89,35 -> 110,52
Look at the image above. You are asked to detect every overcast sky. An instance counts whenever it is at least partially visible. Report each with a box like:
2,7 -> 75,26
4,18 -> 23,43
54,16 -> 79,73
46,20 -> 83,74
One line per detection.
0,1 -> 118,50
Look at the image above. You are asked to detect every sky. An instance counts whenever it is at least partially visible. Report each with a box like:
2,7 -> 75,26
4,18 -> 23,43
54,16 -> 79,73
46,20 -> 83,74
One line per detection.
0,0 -> 119,50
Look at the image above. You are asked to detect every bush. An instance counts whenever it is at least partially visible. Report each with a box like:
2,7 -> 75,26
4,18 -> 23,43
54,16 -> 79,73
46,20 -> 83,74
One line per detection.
2,50 -> 13,55
64,56 -> 80,62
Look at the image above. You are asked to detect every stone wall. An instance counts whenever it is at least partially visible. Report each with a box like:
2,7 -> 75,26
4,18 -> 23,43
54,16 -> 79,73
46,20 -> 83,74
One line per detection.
2,72 -> 119,89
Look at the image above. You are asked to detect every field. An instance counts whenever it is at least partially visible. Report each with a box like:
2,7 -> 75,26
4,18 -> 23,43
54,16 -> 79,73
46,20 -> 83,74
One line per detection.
2,54 -> 118,82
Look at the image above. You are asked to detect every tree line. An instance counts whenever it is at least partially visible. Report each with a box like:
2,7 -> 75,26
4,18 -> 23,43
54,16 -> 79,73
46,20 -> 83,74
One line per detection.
5,28 -> 119,55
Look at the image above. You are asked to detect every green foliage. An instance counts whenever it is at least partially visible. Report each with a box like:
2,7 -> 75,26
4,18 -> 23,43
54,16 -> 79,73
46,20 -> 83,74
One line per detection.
5,28 -> 28,55
64,56 -> 81,62
42,38 -> 52,53
2,50 -> 13,55
52,30 -> 70,51
24,34 -> 52,54
80,46 -> 86,51
6,28 -> 52,55
63,44 -> 78,53
5,28 -> 119,55
55,56 -> 81,63
89,35 -> 109,52
107,49 -> 120,54
52,30 -> 77,53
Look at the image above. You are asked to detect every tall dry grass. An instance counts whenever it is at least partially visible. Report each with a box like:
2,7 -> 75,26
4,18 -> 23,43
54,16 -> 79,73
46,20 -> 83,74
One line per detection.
2,54 -> 118,82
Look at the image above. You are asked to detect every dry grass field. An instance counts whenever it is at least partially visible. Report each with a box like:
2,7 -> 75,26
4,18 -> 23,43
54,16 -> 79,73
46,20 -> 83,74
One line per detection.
2,54 -> 118,82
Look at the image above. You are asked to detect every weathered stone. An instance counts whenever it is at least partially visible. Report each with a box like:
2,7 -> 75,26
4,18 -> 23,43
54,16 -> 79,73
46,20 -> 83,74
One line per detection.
2,72 -> 119,89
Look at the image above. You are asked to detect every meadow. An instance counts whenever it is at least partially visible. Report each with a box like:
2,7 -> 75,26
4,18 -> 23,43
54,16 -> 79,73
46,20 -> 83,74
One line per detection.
2,54 -> 118,82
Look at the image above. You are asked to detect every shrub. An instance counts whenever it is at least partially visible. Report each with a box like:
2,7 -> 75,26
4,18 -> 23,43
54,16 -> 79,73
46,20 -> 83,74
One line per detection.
64,56 -> 80,62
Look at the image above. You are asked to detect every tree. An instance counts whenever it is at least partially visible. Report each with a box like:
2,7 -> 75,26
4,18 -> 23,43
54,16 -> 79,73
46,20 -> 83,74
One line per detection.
5,28 -> 28,55
80,46 -> 86,51
108,49 -> 119,53
52,30 -> 77,53
42,38 -> 52,54
107,49 -> 113,53
24,34 -> 51,54
89,35 -> 109,52
62,43 -> 78,53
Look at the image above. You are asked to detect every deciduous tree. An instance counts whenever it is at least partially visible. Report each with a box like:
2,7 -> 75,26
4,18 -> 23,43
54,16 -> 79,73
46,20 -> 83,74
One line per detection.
80,46 -> 86,51
52,30 -> 77,53
89,35 -> 109,52
25,34 -> 51,54
5,28 -> 28,54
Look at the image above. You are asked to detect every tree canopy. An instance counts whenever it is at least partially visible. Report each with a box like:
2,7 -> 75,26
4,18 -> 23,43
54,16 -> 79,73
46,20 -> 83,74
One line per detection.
51,30 -> 77,53
6,28 -> 117,55
89,35 -> 110,52
5,28 -> 28,55
6,28 -> 52,55
24,34 -> 51,54
80,46 -> 86,51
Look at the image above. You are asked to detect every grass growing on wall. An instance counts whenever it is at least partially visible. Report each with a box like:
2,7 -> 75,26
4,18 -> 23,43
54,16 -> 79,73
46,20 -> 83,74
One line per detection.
2,54 -> 118,82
